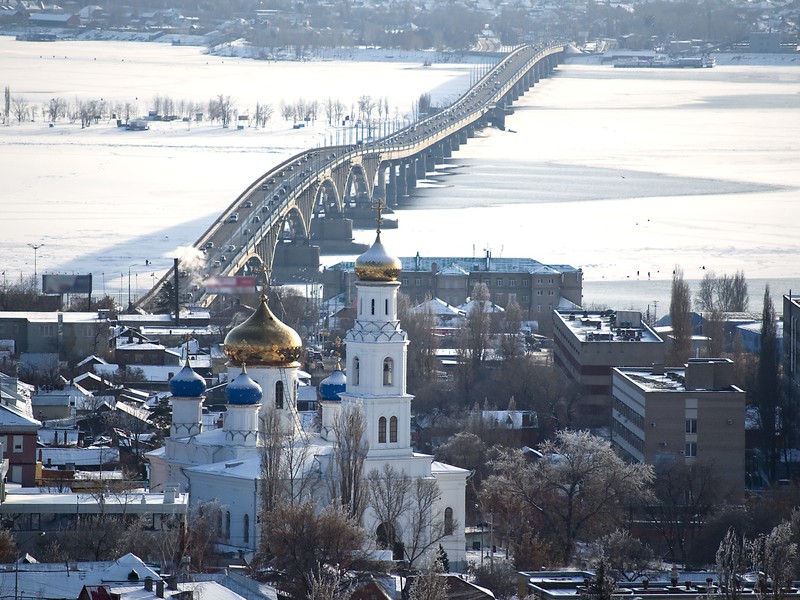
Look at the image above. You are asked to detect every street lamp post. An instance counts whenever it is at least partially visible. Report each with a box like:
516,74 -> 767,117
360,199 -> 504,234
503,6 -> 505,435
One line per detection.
28,243 -> 44,294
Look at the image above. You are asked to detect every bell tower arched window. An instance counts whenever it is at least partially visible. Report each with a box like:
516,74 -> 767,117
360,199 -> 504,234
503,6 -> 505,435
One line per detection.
275,381 -> 284,409
444,507 -> 454,535
390,416 -> 398,443
244,513 -> 250,544
352,357 -> 360,386
378,417 -> 387,443
383,357 -> 393,386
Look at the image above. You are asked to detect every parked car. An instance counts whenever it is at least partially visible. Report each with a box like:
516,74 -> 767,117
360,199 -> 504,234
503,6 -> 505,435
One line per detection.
243,200 -> 253,208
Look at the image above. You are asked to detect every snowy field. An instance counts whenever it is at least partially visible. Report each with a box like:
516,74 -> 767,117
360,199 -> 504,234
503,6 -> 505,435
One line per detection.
0,37 -> 479,299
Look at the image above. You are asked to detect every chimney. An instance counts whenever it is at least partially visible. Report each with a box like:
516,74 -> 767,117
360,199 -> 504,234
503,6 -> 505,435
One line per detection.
167,574 -> 179,591
156,580 -> 165,598
144,576 -> 153,592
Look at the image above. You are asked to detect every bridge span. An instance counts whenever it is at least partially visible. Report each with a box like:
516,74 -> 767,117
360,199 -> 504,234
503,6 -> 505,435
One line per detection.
138,42 -> 565,311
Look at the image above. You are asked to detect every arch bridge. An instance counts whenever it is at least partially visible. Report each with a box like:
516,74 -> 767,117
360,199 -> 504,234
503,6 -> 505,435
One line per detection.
138,42 -> 565,310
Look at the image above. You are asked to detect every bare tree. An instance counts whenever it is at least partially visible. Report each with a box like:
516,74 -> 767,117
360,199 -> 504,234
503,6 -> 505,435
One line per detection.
645,462 -> 719,567
398,293 -> 438,388
482,430 -> 653,564
262,502 -> 368,599
329,404 -> 369,520
367,464 -> 452,570
667,266 -> 692,366
12,95 -> 29,123
750,522 -> 797,600
705,306 -> 726,357
717,527 -> 748,600
593,529 -> 654,582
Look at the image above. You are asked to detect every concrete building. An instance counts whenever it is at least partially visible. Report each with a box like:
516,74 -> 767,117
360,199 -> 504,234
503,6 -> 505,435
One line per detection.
323,252 -> 582,333
0,403 -> 41,487
611,358 -> 745,500
552,309 -> 665,427
0,310 -> 115,361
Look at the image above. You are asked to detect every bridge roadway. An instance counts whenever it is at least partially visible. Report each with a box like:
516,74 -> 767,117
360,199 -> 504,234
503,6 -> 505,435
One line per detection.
137,41 -> 566,311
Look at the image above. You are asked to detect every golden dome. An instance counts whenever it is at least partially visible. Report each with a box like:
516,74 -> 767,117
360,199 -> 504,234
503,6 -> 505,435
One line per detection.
354,232 -> 402,282
224,294 -> 302,366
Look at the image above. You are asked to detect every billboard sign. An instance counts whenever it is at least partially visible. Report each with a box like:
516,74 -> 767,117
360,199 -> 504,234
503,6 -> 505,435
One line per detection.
204,276 -> 256,295
42,274 -> 92,295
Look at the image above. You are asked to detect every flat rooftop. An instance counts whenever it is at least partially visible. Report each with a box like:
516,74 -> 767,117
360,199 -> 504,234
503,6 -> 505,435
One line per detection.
556,310 -> 662,344
327,256 -> 581,275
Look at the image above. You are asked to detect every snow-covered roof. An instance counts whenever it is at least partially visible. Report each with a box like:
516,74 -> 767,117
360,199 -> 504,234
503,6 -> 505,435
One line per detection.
39,446 -> 119,466
0,402 -> 40,428
413,297 -> 466,317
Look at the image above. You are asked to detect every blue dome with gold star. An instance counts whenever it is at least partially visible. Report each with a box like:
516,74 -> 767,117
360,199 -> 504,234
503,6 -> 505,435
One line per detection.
319,368 -> 346,401
169,362 -> 206,398
225,368 -> 263,406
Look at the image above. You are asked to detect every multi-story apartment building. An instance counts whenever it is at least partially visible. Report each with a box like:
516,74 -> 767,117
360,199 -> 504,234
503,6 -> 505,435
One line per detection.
611,358 -> 745,500
552,309 -> 665,427
323,253 -> 582,333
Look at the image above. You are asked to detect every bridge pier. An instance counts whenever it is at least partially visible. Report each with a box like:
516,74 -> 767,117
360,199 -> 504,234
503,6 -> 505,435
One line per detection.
466,125 -> 476,139
433,144 -> 444,166
405,160 -> 417,190
534,62 -> 541,83
395,162 -> 408,198
375,164 -> 388,205
273,240 -> 321,275
459,129 -> 468,144
449,135 -> 460,152
426,151 -> 436,171
415,155 -> 426,179
441,141 -> 452,159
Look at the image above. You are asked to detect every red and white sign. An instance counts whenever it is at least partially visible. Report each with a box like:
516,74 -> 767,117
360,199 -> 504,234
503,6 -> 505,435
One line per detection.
204,276 -> 256,295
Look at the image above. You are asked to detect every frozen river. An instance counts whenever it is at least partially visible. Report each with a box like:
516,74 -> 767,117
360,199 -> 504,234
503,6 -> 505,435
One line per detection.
1,38 -> 799,311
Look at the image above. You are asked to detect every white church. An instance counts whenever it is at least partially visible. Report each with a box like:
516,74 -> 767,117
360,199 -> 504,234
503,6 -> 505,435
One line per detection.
147,228 -> 468,569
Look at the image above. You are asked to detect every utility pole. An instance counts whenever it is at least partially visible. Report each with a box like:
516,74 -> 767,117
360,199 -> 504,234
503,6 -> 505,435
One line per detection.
28,242 -> 44,293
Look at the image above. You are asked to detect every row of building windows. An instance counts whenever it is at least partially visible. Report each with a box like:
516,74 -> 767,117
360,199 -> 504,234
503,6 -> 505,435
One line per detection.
612,419 -> 644,454
613,396 -> 644,430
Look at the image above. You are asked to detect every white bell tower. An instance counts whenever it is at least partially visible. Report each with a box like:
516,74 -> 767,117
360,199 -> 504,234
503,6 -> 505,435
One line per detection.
338,210 -> 413,460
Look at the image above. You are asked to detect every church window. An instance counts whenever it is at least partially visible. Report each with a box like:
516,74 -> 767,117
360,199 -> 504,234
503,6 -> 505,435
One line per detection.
225,511 -> 231,540
383,358 -> 393,386
390,416 -> 398,443
275,381 -> 284,409
353,357 -> 360,385
444,507 -> 454,535
371,298 -> 375,315
244,514 -> 250,544
385,299 -> 389,315
379,417 -> 387,443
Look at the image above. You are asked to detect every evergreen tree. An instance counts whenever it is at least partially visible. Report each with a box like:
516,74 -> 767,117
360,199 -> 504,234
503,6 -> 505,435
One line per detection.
435,544 -> 449,573
757,285 -> 781,483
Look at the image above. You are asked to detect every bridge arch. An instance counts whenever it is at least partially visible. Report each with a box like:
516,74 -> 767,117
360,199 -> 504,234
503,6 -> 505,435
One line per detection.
281,206 -> 309,242
313,178 -> 343,217
343,164 -> 372,209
